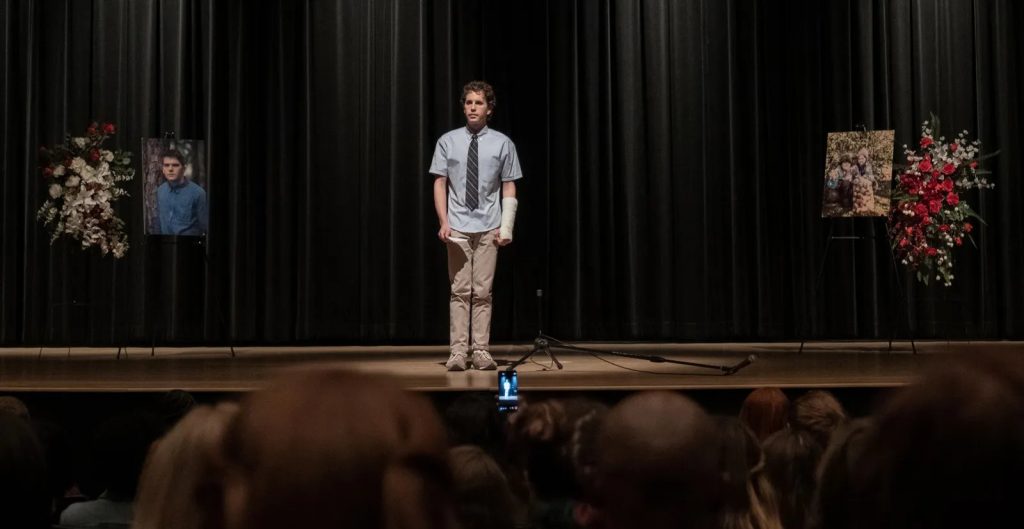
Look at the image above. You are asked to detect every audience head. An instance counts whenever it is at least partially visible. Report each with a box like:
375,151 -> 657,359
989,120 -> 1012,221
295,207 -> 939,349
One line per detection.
505,397 -> 607,501
739,387 -> 789,442
218,368 -> 456,529
156,389 -> 197,431
716,417 -> 783,529
91,411 -> 163,499
133,403 -> 239,529
847,352 -> 1024,529
789,390 -> 847,447
811,418 -> 874,529
762,428 -> 823,529
590,391 -> 722,529
0,395 -> 31,420
443,392 -> 504,457
447,445 -> 518,529
0,413 -> 49,529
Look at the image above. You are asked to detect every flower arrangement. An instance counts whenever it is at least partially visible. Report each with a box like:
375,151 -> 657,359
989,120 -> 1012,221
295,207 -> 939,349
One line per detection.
36,122 -> 134,258
888,117 -> 995,286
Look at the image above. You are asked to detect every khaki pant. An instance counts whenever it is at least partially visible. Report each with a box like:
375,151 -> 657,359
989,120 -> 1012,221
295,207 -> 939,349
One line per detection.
447,229 -> 498,355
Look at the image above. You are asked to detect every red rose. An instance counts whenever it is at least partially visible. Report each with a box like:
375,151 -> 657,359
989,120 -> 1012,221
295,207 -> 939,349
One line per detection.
943,178 -> 954,192
955,237 -> 963,245
918,158 -> 933,172
929,200 -> 942,213
915,204 -> 929,217
927,247 -> 938,256
939,224 -> 949,232
89,149 -> 100,161
922,216 -> 932,226
946,193 -> 959,206
43,166 -> 53,177
905,226 -> 914,235
964,222 -> 973,233
87,125 -> 98,136
102,123 -> 116,134
899,238 -> 909,247
942,163 -> 956,175
920,136 -> 934,148
969,161 -> 978,169
950,143 -> 959,152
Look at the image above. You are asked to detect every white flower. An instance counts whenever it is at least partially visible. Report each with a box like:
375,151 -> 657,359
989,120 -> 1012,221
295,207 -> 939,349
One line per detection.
53,165 -> 65,176
73,138 -> 87,149
65,175 -> 81,187
48,184 -> 63,198
70,157 -> 86,171
102,150 -> 114,162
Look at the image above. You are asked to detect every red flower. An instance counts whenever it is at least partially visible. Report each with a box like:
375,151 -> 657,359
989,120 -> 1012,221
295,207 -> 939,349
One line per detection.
915,204 -> 929,217
899,238 -> 910,247
964,222 -> 973,233
87,125 -> 98,136
102,123 -> 116,134
942,163 -> 956,175
89,149 -> 101,161
947,193 -> 959,206
919,158 -> 933,172
955,237 -> 963,245
929,200 -> 942,214
950,143 -> 959,152
43,166 -> 53,177
939,224 -> 950,232
927,247 -> 938,256
922,216 -> 932,226
969,160 -> 978,169
920,136 -> 934,148
942,178 -> 954,192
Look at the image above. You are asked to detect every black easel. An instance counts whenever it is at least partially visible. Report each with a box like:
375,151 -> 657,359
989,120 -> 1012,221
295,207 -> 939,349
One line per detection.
505,290 -> 756,375
799,124 -> 916,354
143,132 -> 235,358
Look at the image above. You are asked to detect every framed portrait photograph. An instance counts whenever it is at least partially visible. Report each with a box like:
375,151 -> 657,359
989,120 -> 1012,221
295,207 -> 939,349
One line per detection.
142,138 -> 208,236
821,130 -> 895,218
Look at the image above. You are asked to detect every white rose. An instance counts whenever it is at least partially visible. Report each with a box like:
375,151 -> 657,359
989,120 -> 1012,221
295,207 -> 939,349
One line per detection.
72,137 -> 88,149
70,157 -> 86,171
48,184 -> 63,198
65,175 -> 81,187
103,150 -> 115,162
53,165 -> 65,176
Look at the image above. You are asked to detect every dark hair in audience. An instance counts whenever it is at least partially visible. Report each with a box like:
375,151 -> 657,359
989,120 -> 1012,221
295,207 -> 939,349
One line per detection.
447,445 -> 518,529
0,413 -> 49,529
0,395 -> 31,420
505,397 -> 608,501
845,352 -> 1024,529
810,418 -> 874,529
715,417 -> 783,529
156,389 -> 197,431
590,391 -> 723,529
762,428 -> 822,529
92,411 -> 163,499
789,390 -> 847,447
739,388 -> 790,442
444,392 -> 505,458
219,369 -> 458,529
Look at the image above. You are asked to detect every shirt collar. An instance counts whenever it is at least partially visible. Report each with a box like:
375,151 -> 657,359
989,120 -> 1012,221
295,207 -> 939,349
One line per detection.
464,125 -> 489,137
166,178 -> 189,190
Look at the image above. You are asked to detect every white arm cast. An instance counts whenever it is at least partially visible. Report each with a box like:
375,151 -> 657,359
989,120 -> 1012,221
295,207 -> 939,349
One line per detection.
500,197 -> 518,240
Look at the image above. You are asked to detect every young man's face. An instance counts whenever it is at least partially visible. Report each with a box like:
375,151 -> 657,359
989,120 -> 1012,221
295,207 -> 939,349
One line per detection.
463,90 -> 491,129
162,157 -> 183,182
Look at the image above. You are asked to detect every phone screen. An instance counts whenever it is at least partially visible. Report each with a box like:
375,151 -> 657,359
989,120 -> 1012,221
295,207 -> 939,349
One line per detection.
497,370 -> 518,413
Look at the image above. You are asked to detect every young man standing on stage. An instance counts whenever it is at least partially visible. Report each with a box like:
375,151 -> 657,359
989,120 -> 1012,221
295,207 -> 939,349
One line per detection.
430,81 -> 522,371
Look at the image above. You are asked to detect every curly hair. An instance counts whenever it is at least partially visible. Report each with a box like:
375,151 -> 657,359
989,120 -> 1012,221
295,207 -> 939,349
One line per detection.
461,81 -> 497,111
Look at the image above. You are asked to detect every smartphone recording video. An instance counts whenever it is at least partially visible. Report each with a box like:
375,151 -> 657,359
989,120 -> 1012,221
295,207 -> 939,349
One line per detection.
497,370 -> 518,413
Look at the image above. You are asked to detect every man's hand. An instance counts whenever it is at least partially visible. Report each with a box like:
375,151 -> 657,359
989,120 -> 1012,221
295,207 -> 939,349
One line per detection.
438,223 -> 452,242
495,229 -> 511,246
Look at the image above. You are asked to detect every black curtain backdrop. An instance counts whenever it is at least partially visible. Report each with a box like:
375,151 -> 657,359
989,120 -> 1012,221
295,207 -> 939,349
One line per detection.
2,0 -> 1022,346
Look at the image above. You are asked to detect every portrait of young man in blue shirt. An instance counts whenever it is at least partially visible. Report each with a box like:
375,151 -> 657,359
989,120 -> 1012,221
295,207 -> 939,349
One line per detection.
430,81 -> 522,371
155,150 -> 208,236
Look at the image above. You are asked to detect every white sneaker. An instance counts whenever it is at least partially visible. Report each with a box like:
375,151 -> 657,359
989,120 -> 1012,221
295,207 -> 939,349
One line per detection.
445,352 -> 468,371
471,350 -> 496,370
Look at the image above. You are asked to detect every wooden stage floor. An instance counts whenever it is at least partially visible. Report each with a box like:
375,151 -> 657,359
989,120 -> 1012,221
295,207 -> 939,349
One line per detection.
3,340 -> 1021,393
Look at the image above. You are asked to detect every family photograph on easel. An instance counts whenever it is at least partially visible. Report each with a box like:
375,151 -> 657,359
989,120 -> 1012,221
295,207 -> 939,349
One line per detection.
821,129 -> 894,217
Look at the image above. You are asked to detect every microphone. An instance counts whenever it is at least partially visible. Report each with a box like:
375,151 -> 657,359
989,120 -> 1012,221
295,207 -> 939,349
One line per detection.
725,354 -> 757,375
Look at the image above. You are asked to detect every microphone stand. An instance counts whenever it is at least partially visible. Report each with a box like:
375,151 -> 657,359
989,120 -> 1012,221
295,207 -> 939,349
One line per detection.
505,290 -> 756,375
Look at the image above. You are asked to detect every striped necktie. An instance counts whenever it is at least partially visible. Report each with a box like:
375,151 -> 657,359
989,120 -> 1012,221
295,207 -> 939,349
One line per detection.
466,134 -> 479,210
